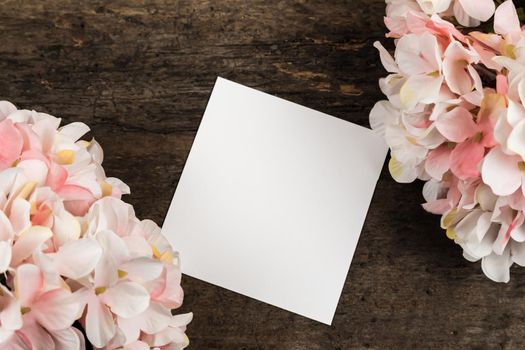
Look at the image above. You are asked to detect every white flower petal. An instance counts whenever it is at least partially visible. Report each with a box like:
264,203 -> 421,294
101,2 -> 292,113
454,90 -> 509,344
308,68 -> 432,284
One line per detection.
14,264 -> 43,307
400,75 -> 443,110
0,297 -> 22,331
458,0 -> 495,22
481,251 -> 512,283
494,0 -> 520,35
373,41 -> 398,73
102,282 -> 149,318
16,160 -> 48,186
53,211 -> 81,246
454,210 -> 482,241
0,211 -> 14,241
8,198 -> 31,235
120,257 -> 163,283
54,238 -> 102,279
49,327 -> 84,350
19,323 -> 55,349
0,101 -> 17,119
511,241 -> 525,266
388,157 -> 418,183
507,119 -> 525,160
11,226 -> 52,267
481,147 -> 522,196
369,101 -> 399,138
94,230 -> 129,287
476,184 -> 498,211
506,99 -> 525,127
86,293 -> 116,348
0,241 -> 11,274
58,122 -> 90,142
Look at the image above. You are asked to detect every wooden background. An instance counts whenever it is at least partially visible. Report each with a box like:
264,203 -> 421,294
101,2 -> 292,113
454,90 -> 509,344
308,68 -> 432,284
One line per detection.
0,0 -> 522,349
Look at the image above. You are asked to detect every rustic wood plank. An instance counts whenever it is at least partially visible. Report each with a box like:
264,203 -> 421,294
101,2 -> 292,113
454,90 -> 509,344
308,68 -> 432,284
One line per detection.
0,0 -> 521,349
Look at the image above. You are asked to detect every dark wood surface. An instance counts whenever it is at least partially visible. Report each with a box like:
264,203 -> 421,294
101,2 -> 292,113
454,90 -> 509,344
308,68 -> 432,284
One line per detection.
0,1 -> 521,349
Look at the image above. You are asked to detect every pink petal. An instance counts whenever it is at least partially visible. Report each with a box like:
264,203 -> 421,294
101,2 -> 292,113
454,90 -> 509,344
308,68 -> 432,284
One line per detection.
425,145 -> 452,180
150,265 -> 184,309
497,74 -> 509,95
17,322 -> 55,349
57,184 -> 95,201
46,163 -> 68,192
482,147 -> 522,196
63,200 -> 93,218
15,123 -> 42,153
436,107 -> 477,142
450,141 -> 485,180
0,119 -> 23,170
384,16 -> 408,38
492,213 -> 523,255
31,289 -> 81,331
443,42 -> 478,95
14,264 -> 43,307
478,114 -> 497,148
19,149 -> 49,167
58,185 -> 96,216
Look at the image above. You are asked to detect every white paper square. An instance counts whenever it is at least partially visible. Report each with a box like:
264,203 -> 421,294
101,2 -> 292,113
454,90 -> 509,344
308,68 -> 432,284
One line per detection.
163,77 -> 387,325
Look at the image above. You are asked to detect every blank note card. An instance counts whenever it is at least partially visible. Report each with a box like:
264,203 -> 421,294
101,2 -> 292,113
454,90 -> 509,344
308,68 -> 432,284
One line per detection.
163,77 -> 387,325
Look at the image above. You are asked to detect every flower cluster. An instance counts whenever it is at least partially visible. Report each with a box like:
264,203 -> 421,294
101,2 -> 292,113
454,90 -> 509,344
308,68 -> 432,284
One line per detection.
372,0 -> 525,282
0,102 -> 191,349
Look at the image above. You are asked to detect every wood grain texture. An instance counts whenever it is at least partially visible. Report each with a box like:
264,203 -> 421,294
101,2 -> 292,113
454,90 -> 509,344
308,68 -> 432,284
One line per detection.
0,0 -> 522,349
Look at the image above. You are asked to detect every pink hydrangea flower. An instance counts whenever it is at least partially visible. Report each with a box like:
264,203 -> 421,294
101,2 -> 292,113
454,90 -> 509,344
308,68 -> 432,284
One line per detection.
0,102 -> 190,348
374,0 -> 525,282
